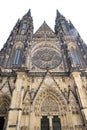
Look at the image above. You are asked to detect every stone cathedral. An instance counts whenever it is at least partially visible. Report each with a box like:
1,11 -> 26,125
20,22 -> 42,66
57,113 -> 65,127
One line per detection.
0,9 -> 87,130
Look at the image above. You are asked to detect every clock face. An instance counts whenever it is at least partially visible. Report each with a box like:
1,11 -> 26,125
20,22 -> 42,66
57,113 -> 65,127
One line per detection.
31,41 -> 62,70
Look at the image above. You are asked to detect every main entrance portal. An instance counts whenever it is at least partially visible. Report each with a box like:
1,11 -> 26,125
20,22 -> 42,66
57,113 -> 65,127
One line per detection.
41,116 -> 61,130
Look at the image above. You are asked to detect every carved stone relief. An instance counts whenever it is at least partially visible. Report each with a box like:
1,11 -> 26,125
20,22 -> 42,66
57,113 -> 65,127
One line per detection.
0,95 -> 10,114
41,97 -> 59,113
34,88 -> 67,116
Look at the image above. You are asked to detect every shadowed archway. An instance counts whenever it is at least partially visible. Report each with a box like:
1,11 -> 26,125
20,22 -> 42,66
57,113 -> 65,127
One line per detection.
0,95 -> 11,130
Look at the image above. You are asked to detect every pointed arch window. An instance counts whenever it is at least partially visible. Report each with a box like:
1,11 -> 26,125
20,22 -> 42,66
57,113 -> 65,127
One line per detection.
71,49 -> 80,65
13,49 -> 21,65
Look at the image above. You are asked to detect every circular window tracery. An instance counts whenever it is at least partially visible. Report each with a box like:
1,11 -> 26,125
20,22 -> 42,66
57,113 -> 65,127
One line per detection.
31,41 -> 62,70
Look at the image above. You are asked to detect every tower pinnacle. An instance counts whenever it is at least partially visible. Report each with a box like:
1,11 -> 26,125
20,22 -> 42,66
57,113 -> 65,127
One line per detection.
56,9 -> 61,18
27,9 -> 31,17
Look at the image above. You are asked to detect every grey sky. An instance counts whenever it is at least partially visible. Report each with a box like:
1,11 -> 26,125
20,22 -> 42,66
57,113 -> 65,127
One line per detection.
0,0 -> 87,49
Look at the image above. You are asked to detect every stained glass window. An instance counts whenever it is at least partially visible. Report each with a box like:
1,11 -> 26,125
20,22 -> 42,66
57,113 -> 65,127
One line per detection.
71,49 -> 80,65
13,49 -> 21,65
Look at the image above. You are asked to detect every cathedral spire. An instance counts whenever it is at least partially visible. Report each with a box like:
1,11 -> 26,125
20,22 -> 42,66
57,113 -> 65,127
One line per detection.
23,9 -> 32,18
55,9 -> 71,36
26,9 -> 31,17
56,9 -> 61,18
55,10 -> 61,34
16,9 -> 34,40
55,9 -> 66,35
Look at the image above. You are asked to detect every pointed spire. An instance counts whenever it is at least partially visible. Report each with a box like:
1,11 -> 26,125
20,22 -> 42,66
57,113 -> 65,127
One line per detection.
43,20 -> 46,24
27,9 -> 31,17
23,9 -> 32,18
56,9 -> 61,18
55,10 -> 61,34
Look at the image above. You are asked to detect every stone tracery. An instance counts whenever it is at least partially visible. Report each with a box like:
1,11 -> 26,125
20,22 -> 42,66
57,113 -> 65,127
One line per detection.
0,95 -> 11,114
34,88 -> 67,116
31,41 -> 62,70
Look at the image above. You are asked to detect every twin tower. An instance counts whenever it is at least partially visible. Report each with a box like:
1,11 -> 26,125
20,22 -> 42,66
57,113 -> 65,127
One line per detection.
0,9 -> 87,130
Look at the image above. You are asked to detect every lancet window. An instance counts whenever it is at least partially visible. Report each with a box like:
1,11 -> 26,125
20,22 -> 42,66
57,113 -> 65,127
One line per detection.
71,49 -> 80,65
13,49 -> 21,65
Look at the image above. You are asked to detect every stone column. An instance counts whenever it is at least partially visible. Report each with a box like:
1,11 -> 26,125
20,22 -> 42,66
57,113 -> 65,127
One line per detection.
35,116 -> 41,130
29,110 -> 36,130
6,72 -> 26,130
4,54 -> 9,67
26,42 -> 31,69
61,114 -> 68,130
72,72 -> 87,128
48,116 -> 53,130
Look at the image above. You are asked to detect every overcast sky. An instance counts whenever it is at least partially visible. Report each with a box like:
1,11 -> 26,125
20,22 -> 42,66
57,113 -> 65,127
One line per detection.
0,0 -> 87,49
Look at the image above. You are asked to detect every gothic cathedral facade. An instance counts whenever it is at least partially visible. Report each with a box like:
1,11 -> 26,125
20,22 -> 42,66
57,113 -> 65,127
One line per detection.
0,9 -> 87,130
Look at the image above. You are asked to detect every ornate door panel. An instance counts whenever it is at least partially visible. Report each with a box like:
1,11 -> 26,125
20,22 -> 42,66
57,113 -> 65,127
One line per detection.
41,116 -> 49,130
